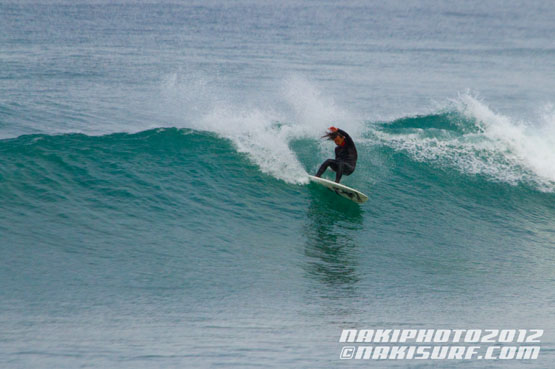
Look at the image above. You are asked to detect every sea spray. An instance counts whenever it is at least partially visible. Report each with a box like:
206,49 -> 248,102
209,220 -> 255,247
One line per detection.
157,74 -> 363,184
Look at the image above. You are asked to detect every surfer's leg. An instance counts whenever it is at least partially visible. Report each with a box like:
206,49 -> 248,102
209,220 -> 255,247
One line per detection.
334,162 -> 354,183
335,161 -> 345,183
343,163 -> 355,176
315,159 -> 337,177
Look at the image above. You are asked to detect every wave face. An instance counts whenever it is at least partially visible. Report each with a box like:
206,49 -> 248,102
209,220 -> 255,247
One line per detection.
1,102 -> 553,238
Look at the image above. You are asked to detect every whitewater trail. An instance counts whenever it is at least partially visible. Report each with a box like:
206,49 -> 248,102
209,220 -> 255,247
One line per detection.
158,75 -> 363,184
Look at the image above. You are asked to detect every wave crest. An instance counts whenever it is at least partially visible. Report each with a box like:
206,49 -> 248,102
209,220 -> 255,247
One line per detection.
372,94 -> 555,192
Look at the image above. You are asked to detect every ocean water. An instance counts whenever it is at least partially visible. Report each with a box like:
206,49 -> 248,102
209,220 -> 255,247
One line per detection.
1,1 -> 554,368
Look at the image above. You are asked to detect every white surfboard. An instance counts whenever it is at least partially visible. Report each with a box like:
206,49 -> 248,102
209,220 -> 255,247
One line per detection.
308,175 -> 368,203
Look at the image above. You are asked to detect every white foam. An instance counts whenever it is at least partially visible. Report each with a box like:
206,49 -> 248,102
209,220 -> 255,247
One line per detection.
159,73 -> 362,184
280,75 -> 361,138
456,94 -> 555,190
374,93 -> 555,191
200,105 -> 308,184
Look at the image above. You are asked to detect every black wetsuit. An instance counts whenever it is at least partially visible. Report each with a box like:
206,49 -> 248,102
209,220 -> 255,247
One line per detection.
315,129 -> 357,183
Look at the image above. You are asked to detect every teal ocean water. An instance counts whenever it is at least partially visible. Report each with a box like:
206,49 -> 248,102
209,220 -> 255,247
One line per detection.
1,1 -> 554,368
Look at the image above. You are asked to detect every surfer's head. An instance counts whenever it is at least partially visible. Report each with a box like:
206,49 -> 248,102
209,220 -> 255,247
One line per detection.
322,126 -> 345,146
335,136 -> 345,146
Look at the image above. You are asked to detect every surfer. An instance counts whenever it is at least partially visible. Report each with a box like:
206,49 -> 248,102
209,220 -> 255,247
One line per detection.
315,126 -> 357,183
